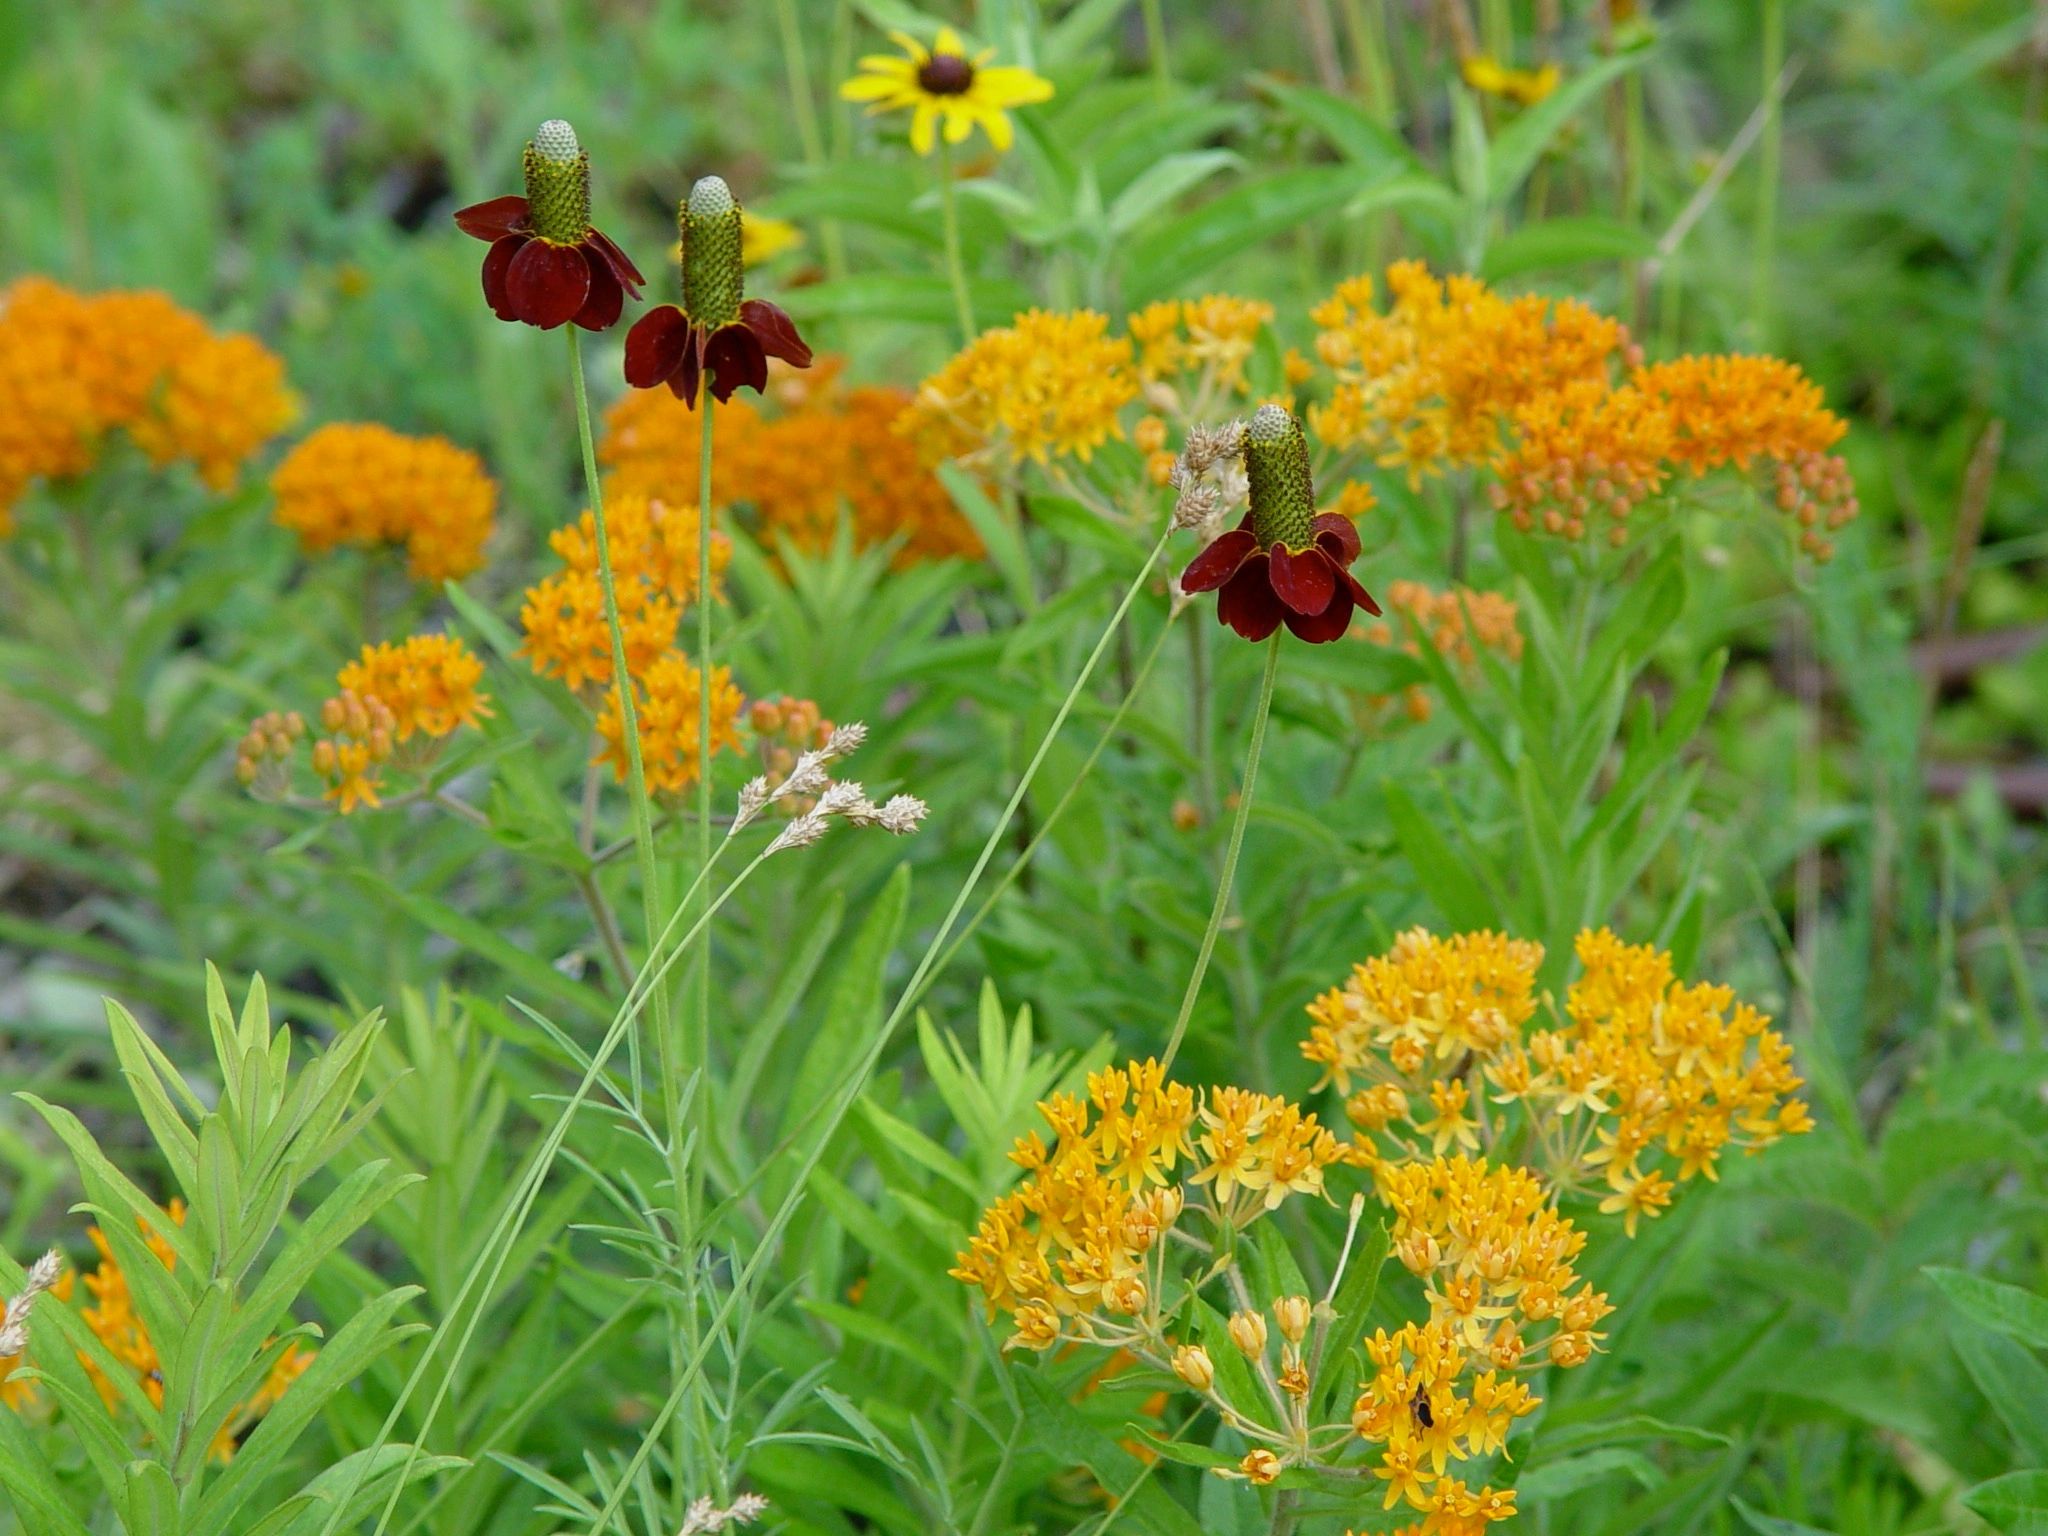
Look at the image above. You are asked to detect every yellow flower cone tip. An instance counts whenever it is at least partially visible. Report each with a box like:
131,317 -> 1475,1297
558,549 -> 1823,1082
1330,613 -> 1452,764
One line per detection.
532,118 -> 580,163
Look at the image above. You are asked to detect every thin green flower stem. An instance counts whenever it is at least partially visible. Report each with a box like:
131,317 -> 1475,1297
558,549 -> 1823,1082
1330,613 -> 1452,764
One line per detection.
573,529 -> 1176,1536
1140,0 -> 1171,100
340,830 -> 762,1536
1160,631 -> 1283,1073
913,603 -> 1182,1008
775,0 -> 847,282
693,391 -> 716,1077
566,327 -> 668,1094
937,139 -> 976,344
1750,0 -> 1784,338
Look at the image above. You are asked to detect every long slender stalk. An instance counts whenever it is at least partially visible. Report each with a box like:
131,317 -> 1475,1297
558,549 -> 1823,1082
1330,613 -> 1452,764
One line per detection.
937,139 -> 976,344
570,532 -> 1178,1536
693,392 -> 716,1076
1161,632 -> 1284,1072
775,0 -> 847,281
1750,0 -> 1785,339
569,327 -> 665,1098
1140,0 -> 1171,100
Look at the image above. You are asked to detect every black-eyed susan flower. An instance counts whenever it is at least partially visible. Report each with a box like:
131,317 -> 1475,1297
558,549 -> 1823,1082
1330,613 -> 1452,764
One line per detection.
623,176 -> 813,408
452,119 -> 644,332
839,27 -> 1053,155
1178,404 -> 1381,644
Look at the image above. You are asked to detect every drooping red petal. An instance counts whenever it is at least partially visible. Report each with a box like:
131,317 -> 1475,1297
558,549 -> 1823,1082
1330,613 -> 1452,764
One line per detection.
704,324 -> 769,401
586,226 -> 645,297
573,253 -> 624,332
1268,544 -> 1336,616
507,239 -> 592,330
1216,555 -> 1285,642
624,306 -> 694,389
670,337 -> 705,409
454,194 -> 531,242
1340,568 -> 1381,616
481,236 -> 527,320
1179,528 -> 1257,594
740,298 -> 813,368
1284,584 -> 1355,643
1310,511 -> 1362,565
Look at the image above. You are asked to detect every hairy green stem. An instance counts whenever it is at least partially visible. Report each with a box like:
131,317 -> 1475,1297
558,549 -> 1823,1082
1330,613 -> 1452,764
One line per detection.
1162,632 -> 1284,1072
937,139 -> 976,343
694,391 -> 716,1076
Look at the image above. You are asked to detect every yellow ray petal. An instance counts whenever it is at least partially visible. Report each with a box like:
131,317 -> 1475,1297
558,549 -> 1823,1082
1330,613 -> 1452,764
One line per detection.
932,26 -> 964,57
973,66 -> 1055,108
910,99 -> 939,156
887,29 -> 929,62
841,72 -> 911,102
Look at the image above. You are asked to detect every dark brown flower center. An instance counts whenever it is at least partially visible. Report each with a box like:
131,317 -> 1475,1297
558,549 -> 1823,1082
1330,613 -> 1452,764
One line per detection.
918,53 -> 975,95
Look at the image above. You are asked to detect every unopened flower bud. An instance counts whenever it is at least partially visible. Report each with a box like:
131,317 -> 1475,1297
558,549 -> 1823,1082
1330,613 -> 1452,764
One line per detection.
1172,1343 -> 1214,1392
1227,1309 -> 1267,1357
1273,1294 -> 1312,1345
1008,1300 -> 1059,1352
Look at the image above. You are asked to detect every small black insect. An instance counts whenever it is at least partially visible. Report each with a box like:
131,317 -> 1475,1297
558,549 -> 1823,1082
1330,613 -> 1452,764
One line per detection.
1411,1386 -> 1434,1431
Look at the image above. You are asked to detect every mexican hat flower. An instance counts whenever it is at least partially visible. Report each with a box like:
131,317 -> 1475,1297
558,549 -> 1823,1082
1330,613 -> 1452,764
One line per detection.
840,27 -> 1053,155
623,176 -> 813,408
452,119 -> 645,331
1179,405 -> 1381,644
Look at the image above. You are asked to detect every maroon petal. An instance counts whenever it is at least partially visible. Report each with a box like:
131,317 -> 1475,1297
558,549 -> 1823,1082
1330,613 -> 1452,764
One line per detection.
704,324 -> 768,401
1341,568 -> 1382,617
507,239 -> 592,329
573,252 -> 624,332
624,306 -> 693,389
586,227 -> 646,297
1216,556 -> 1284,642
740,298 -> 813,368
1284,585 -> 1355,643
1179,528 -> 1257,594
1311,511 -> 1362,565
454,194 -> 531,242
481,236 -> 527,320
1268,544 -> 1336,616
670,338 -> 705,409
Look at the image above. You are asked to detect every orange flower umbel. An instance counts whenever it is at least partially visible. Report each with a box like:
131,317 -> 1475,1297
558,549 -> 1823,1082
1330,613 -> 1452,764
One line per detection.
271,423 -> 496,581
623,175 -> 813,408
453,119 -> 645,332
1178,404 -> 1380,644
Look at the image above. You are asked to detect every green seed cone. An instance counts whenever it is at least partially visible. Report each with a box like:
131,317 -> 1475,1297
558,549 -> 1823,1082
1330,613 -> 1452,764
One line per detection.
1245,404 -> 1315,551
523,119 -> 591,244
681,175 -> 744,330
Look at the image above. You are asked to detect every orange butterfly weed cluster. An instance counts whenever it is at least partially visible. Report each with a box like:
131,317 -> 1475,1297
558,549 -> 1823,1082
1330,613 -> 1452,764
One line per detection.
0,277 -> 295,527
1357,580 -> 1523,725
1308,263 -> 1856,555
1305,928 -> 1814,1234
237,633 -> 491,813
602,357 -> 979,566
902,309 -> 1138,465
270,422 -> 497,581
518,491 -> 741,794
1,1202 -> 313,1463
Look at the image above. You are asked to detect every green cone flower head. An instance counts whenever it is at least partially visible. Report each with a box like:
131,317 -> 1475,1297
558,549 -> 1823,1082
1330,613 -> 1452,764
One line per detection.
522,119 -> 591,244
681,175 -> 745,330
1245,404 -> 1315,553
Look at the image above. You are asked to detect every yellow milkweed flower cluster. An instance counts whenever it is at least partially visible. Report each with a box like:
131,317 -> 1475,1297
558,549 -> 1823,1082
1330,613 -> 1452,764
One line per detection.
270,422 -> 497,581
3,1202 -> 313,1462
239,633 -> 491,813
594,650 -> 744,796
1128,295 -> 1275,397
1357,580 -> 1524,725
0,277 -> 295,525
601,357 -> 979,566
902,309 -> 1138,466
519,490 -> 744,796
1303,263 -> 1857,555
1305,928 -> 1814,1233
1311,263 -> 1634,477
